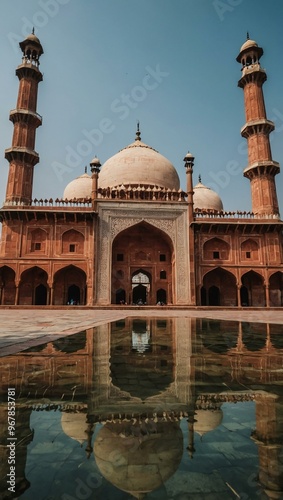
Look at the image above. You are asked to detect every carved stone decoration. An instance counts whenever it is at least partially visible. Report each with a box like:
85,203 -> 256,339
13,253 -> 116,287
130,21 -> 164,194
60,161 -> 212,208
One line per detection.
96,205 -> 190,305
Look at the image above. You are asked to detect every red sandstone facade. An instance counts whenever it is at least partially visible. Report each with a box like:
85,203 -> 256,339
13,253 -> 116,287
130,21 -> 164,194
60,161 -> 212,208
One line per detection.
0,34 -> 282,307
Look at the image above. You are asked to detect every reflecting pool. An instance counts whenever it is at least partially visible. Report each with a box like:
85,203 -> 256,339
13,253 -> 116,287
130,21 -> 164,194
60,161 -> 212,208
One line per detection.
0,317 -> 282,499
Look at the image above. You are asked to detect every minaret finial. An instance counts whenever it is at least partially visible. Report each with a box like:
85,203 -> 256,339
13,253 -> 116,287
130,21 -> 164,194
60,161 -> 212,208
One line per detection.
198,174 -> 201,183
247,31 -> 250,40
135,120 -> 141,141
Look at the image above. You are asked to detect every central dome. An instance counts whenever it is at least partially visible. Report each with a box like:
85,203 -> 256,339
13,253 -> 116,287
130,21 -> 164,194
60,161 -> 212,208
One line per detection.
98,132 -> 180,190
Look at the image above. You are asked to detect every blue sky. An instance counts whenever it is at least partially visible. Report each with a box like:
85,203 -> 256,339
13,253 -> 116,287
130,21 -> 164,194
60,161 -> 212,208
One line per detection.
0,0 -> 283,212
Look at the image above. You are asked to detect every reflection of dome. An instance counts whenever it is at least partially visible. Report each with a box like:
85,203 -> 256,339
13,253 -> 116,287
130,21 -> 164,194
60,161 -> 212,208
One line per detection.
193,180 -> 223,211
63,173 -> 92,199
194,409 -> 223,437
61,412 -> 87,444
98,133 -> 180,190
94,421 -> 183,498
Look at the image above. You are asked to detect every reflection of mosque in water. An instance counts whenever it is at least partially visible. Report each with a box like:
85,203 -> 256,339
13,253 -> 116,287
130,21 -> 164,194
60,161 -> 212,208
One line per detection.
0,318 -> 282,499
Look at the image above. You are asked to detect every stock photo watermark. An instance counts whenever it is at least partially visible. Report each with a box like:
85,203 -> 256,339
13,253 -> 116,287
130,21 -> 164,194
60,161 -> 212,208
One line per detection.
52,64 -> 170,182
213,0 -> 245,21
7,0 -> 71,53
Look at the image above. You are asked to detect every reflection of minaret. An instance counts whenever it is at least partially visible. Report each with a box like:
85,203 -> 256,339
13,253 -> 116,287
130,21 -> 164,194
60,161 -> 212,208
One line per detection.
0,405 -> 33,498
4,31 -> 43,206
251,393 -> 283,498
236,35 -> 280,217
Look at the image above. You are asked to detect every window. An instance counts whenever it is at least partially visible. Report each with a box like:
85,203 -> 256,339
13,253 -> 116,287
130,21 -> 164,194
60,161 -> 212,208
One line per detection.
117,254 -> 124,261
69,244 -> 76,252
213,251 -> 220,259
246,251 -> 251,259
31,242 -> 41,251
160,270 -> 166,279
160,254 -> 166,262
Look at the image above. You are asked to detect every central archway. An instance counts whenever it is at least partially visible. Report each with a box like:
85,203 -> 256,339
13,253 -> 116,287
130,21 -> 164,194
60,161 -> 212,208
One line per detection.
132,271 -> 150,304
111,222 -> 173,305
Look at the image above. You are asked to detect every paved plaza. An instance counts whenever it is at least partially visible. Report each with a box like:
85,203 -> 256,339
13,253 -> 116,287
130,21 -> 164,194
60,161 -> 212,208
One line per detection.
0,307 -> 282,357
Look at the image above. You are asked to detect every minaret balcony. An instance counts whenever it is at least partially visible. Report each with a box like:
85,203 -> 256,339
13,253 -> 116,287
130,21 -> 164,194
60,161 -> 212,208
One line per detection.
5,147 -> 40,166
238,67 -> 266,88
16,63 -> 43,83
9,108 -> 42,128
243,160 -> 280,178
241,119 -> 274,138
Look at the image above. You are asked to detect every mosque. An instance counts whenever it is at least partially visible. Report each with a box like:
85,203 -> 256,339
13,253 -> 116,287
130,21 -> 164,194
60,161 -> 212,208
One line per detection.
0,33 -> 282,307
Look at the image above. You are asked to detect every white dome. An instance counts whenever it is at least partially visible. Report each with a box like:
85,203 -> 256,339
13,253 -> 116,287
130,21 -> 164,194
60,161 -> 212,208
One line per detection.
193,181 -> 223,211
98,137 -> 180,190
63,173 -> 92,200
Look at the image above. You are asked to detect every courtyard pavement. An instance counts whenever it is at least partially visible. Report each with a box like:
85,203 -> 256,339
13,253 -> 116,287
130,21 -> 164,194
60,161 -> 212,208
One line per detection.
0,306 -> 283,357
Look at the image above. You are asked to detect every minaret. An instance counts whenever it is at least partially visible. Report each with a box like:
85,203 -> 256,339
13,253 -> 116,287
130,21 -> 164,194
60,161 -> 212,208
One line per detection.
4,30 -> 43,206
236,34 -> 280,217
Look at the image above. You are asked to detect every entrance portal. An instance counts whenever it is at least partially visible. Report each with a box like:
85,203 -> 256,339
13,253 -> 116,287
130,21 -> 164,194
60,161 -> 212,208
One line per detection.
132,271 -> 150,304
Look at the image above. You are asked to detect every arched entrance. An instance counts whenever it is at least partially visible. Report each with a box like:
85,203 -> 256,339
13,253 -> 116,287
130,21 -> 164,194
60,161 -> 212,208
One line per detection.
0,266 -> 16,305
240,286 -> 249,306
269,272 -> 283,307
202,268 -> 237,306
19,267 -> 49,305
67,284 -> 80,304
208,285 -> 220,306
132,271 -> 150,304
35,284 -> 47,305
53,266 -> 87,305
116,288 -> 126,304
156,288 -> 167,304
111,222 -> 173,305
241,271 -> 265,307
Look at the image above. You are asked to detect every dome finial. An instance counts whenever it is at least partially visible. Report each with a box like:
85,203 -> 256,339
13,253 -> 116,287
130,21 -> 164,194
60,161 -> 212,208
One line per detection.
135,120 -> 141,141
32,27 -> 35,35
198,174 -> 201,183
84,166 -> 87,174
247,31 -> 250,40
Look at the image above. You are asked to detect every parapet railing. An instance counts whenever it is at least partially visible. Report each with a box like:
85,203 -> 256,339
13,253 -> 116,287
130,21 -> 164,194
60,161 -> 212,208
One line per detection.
3,198 -> 93,208
194,209 -> 281,219
97,185 -> 187,201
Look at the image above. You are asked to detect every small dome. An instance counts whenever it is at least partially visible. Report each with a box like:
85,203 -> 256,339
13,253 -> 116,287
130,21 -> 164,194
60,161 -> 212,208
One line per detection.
61,412 -> 87,444
236,36 -> 263,62
240,38 -> 258,52
90,156 -> 101,167
98,136 -> 180,190
193,180 -> 223,211
194,408 -> 223,437
25,33 -> 41,45
63,172 -> 91,199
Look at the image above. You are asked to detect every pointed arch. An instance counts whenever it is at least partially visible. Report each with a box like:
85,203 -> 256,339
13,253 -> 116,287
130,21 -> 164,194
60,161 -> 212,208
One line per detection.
111,221 -> 173,305
240,238 -> 259,261
203,237 -> 230,261
27,227 -> 47,254
269,271 -> 283,307
53,265 -> 86,305
241,271 -> 265,307
62,229 -> 85,254
202,268 -> 237,306
156,288 -> 167,304
19,266 -> 49,305
0,266 -> 16,305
